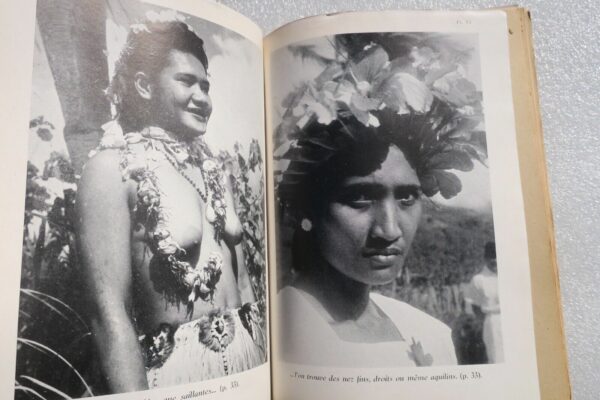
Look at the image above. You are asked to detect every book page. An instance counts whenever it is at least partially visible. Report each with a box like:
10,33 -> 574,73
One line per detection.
0,1 -> 269,399
504,8 -> 570,399
265,10 -> 540,400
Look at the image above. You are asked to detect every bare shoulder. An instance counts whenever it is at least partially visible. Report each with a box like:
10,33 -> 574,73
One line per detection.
79,149 -> 128,190
77,150 -> 131,212
80,150 -> 122,183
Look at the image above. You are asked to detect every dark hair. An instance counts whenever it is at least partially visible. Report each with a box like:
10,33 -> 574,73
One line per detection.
484,241 -> 496,260
278,106 -> 440,219
108,19 -> 209,132
281,111 -> 421,273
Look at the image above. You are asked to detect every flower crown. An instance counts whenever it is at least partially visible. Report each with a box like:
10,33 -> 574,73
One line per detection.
275,33 -> 487,203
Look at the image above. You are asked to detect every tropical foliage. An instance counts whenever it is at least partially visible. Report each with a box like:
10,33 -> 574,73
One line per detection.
18,119 -> 93,399
16,118 -> 268,398
219,139 -> 267,309
275,33 -> 486,200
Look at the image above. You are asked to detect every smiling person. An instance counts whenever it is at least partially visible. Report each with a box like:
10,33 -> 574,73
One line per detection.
275,34 -> 487,367
76,16 -> 264,393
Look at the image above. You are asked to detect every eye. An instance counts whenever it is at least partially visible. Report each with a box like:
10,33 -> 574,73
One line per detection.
177,77 -> 194,87
337,189 -> 379,209
396,188 -> 421,207
344,195 -> 373,209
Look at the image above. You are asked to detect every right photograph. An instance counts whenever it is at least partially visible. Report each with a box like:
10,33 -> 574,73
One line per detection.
271,32 -> 501,367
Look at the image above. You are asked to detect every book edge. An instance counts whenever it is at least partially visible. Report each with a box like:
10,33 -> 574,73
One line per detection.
503,7 -> 572,400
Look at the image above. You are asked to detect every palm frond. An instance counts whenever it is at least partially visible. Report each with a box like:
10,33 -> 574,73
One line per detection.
17,339 -> 94,396
15,384 -> 47,400
19,376 -> 72,399
21,289 -> 89,331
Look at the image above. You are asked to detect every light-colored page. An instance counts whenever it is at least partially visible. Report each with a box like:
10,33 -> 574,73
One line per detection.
503,8 -> 570,399
265,10 -> 540,400
0,1 -> 269,399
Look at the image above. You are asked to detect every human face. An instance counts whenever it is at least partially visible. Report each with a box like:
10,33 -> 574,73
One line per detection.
314,146 -> 423,286
150,49 -> 212,139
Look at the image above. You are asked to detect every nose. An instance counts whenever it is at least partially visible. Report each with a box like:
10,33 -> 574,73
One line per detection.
191,84 -> 212,110
370,198 -> 402,242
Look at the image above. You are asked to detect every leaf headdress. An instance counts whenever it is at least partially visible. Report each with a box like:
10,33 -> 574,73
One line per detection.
275,33 -> 487,210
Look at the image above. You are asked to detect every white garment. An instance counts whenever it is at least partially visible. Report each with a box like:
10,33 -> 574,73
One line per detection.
464,266 -> 503,363
278,286 -> 457,367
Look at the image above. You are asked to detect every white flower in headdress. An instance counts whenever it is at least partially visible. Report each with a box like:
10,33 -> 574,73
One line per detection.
276,34 -> 487,201
388,73 -> 434,114
410,46 -> 440,70
292,86 -> 336,126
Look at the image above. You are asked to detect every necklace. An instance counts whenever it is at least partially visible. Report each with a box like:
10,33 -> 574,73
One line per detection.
150,136 -> 228,243
94,125 -> 228,309
162,149 -> 208,203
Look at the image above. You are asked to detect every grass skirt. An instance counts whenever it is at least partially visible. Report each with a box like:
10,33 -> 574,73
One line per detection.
146,306 -> 266,388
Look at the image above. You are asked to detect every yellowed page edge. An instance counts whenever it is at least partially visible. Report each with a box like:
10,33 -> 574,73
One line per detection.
503,7 -> 571,400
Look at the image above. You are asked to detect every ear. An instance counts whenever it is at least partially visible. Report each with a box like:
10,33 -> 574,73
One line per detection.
134,71 -> 153,100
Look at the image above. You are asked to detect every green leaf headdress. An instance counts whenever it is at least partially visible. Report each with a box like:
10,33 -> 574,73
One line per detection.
275,33 -> 487,210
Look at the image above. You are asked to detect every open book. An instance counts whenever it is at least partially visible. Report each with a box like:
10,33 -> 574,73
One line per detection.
0,0 -> 570,399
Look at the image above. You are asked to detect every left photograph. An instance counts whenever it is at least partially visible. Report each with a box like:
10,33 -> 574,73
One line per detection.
17,0 -> 267,397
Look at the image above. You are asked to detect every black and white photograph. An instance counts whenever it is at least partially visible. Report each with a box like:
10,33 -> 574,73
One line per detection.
271,32 -> 501,367
17,0 -> 266,397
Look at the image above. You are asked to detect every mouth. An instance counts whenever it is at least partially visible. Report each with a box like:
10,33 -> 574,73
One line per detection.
362,248 -> 403,268
186,108 -> 210,123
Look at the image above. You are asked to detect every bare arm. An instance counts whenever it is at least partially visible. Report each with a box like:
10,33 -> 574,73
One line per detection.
76,151 -> 148,393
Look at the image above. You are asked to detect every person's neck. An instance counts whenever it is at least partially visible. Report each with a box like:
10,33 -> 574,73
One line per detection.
296,257 -> 371,322
141,125 -> 190,143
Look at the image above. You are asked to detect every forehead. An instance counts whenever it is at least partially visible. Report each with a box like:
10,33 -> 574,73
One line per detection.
341,145 -> 420,188
161,49 -> 207,78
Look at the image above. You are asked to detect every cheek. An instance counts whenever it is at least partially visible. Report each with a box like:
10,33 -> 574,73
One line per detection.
170,88 -> 190,108
316,207 -> 369,251
159,84 -> 187,106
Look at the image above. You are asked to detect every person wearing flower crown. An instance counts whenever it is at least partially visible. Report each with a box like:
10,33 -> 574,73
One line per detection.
275,34 -> 487,367
76,15 -> 265,393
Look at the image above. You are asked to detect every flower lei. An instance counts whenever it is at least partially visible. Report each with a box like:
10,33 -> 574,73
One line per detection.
91,123 -> 227,310
275,34 -> 487,202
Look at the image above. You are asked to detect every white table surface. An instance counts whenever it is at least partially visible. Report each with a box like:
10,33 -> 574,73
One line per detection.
216,0 -> 599,398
